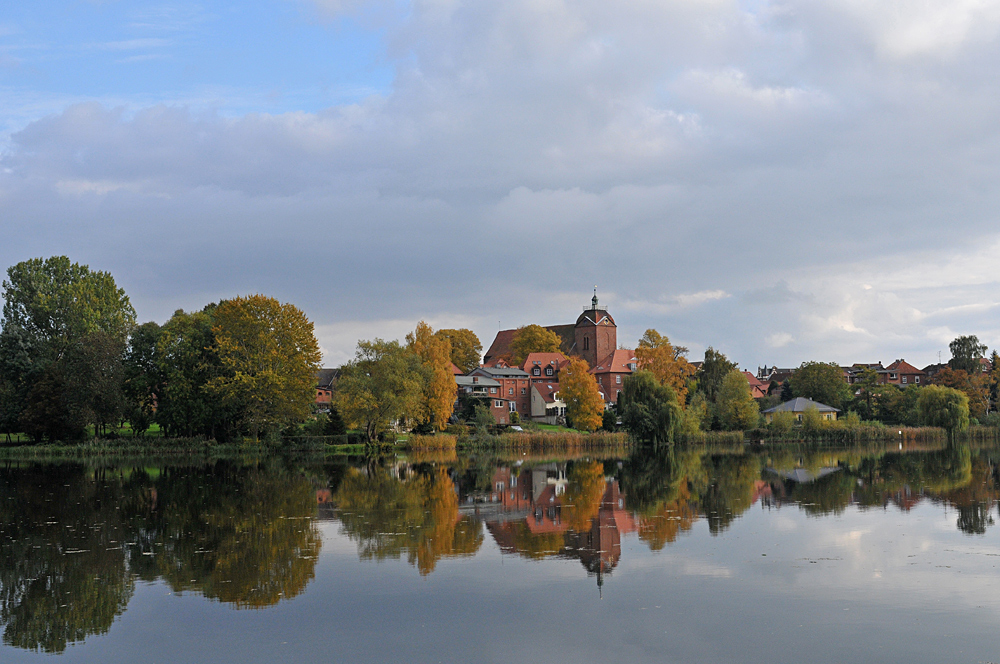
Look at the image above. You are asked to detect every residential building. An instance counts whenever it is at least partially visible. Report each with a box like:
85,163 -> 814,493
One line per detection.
762,397 -> 840,423
315,368 -> 338,409
589,349 -> 637,404
530,382 -> 566,424
846,360 -> 925,385
469,366 -> 531,424
521,352 -> 569,383
742,371 -> 768,399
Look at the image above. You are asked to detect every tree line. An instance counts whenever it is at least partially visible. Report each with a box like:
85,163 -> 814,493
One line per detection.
0,256 -> 322,443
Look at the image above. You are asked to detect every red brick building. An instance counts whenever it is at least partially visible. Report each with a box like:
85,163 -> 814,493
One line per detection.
483,291 -> 623,369
483,292 -> 637,406
468,366 -> 531,424
589,349 -> 637,404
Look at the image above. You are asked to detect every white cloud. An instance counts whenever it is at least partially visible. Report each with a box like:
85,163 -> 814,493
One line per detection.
4,0 -> 1000,366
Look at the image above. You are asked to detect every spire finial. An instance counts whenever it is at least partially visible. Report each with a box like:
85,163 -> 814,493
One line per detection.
592,286 -> 599,310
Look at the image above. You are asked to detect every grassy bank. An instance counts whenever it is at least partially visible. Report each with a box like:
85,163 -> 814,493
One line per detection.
0,436 -> 366,461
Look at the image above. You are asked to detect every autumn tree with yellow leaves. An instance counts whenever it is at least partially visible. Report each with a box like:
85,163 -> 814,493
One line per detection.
508,324 -> 563,365
634,329 -> 696,404
206,295 -> 321,441
559,356 -> 604,431
434,328 -> 482,373
407,321 -> 457,430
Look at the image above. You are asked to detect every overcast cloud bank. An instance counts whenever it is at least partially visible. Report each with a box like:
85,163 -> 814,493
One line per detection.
2,0 -> 1000,367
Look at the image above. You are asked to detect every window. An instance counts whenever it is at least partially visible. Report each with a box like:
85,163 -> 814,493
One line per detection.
521,388 -> 526,395
545,367 -> 553,376
616,375 -> 621,384
629,363 -> 636,371
490,387 -> 497,394
510,402 -> 517,412
509,387 -> 514,395
889,373 -> 897,379
902,377 -> 907,384
533,367 -> 540,376
915,377 -> 920,384
583,337 -> 589,350
495,400 -> 502,408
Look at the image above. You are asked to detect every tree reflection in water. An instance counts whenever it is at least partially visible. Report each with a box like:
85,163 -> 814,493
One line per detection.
332,465 -> 483,575
3,441 -> 1000,653
0,461 -> 322,652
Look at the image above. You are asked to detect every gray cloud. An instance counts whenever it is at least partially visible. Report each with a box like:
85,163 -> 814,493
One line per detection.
3,0 -> 1000,367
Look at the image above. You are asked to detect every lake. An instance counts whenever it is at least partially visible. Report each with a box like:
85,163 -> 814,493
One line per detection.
2,442 -> 1000,663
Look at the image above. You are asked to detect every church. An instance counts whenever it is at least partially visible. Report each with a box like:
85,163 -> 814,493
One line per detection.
482,291 -> 637,405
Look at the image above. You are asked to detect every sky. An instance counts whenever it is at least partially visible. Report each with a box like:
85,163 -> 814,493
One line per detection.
3,0 -> 1000,370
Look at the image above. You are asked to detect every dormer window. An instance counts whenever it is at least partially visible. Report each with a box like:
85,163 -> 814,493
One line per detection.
533,368 -> 540,376
545,367 -> 553,376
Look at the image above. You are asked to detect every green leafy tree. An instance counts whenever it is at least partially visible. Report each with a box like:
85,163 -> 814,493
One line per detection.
0,256 -> 135,441
949,335 -> 987,375
851,367 -> 880,420
769,410 -> 795,434
123,322 -> 162,436
508,324 -> 562,365
206,295 -> 322,441
717,370 -> 760,431
917,385 -> 970,435
990,350 -> 1000,414
336,339 -> 424,442
789,361 -> 850,409
618,370 -> 683,445
155,307 -> 233,439
697,347 -> 737,403
435,328 -> 482,373
324,406 -> 347,435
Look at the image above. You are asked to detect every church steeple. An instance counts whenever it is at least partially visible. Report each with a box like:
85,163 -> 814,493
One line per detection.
591,286 -> 599,310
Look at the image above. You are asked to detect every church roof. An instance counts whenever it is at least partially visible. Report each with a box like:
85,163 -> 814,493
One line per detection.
575,308 -> 615,327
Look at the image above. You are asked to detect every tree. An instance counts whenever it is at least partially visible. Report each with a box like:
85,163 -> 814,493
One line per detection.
634,329 -> 696,404
122,322 -> 162,436
0,256 -> 136,441
618,370 -> 684,444
917,385 -> 970,435
932,367 -> 989,420
435,328 -> 482,373
717,370 -> 760,431
336,339 -> 423,442
324,406 -> 347,435
697,347 -> 737,403
155,307 -> 233,439
789,361 -> 850,409
991,350 -> 1000,414
852,367 -> 880,420
206,295 -> 322,441
949,335 -> 987,375
407,321 -> 456,430
508,324 -> 562,365
559,357 -> 604,431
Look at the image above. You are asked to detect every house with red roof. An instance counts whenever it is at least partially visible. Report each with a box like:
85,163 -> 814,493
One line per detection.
521,352 -> 569,382
589,349 -> 637,404
530,382 -> 566,424
742,371 -> 768,398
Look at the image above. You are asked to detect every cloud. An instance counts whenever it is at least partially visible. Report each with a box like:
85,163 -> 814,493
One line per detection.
4,0 -> 1000,365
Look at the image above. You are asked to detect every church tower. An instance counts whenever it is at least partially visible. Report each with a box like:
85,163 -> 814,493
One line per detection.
574,288 -> 616,367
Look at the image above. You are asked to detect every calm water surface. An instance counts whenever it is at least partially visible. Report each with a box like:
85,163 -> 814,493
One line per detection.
3,443 -> 1000,663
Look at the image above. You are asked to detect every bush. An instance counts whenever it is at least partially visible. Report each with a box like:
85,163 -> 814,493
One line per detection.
769,411 -> 795,435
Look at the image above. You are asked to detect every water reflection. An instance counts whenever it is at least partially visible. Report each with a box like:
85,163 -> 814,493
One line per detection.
3,441 -> 1000,655
0,461 -> 321,652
